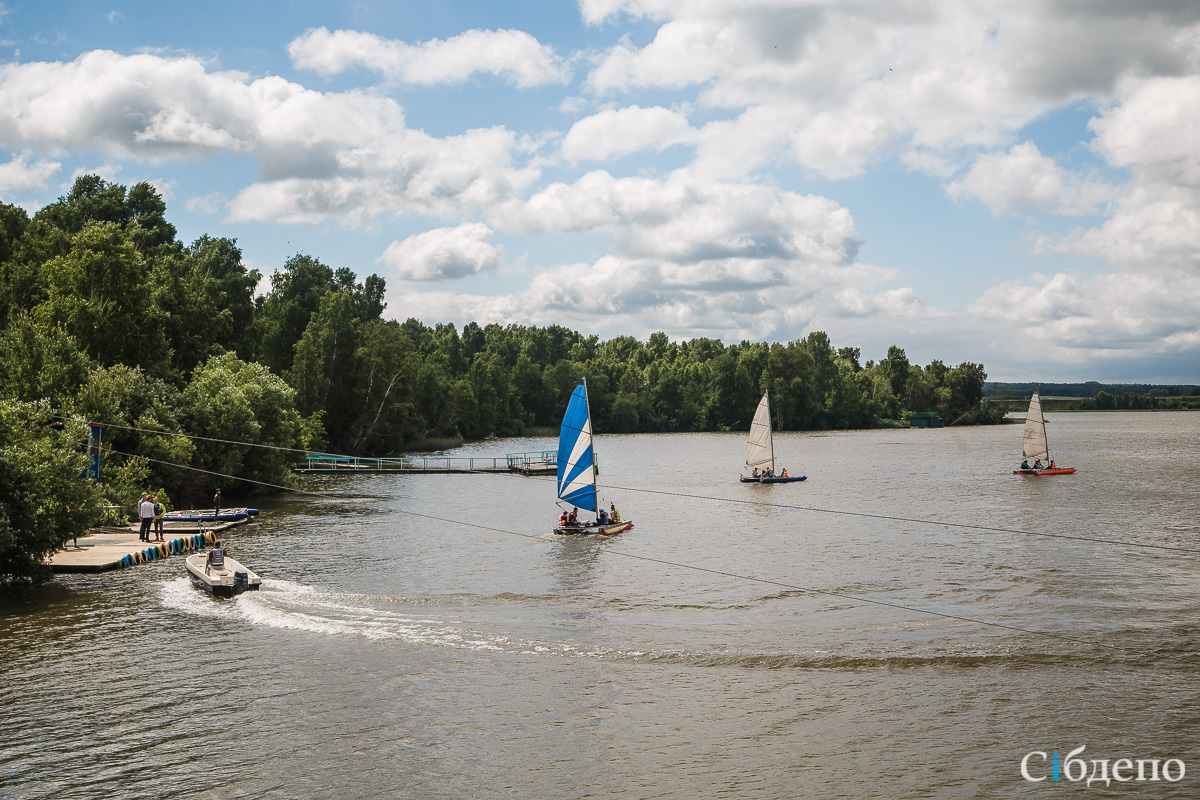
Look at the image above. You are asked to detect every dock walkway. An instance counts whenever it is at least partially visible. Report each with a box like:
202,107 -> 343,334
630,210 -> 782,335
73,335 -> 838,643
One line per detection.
51,517 -> 249,573
296,450 -> 557,475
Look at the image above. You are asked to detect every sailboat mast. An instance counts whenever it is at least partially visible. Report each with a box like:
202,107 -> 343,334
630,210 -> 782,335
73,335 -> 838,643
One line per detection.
583,376 -> 599,508
766,390 -> 775,472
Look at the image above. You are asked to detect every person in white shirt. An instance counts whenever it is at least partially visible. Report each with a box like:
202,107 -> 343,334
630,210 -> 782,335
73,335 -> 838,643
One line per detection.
137,493 -> 154,541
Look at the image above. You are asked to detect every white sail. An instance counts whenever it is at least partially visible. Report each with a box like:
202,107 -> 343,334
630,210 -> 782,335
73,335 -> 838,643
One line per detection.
745,393 -> 775,471
1021,389 -> 1050,462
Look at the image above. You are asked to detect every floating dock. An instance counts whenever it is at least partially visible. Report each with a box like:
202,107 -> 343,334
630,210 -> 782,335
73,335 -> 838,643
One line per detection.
296,450 -> 557,475
50,516 -> 250,573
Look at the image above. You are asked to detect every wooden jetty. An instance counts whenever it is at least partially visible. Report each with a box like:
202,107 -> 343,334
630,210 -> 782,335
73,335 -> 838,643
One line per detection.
50,517 -> 249,573
296,450 -> 557,475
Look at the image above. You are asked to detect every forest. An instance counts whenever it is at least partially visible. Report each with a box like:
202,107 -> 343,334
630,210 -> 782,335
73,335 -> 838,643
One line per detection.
0,176 -> 1003,582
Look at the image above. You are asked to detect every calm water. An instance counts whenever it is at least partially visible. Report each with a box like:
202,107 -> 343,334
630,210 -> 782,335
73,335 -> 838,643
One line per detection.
3,412 -> 1200,799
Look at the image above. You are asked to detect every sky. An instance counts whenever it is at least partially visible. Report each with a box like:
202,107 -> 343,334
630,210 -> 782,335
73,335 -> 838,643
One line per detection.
1,1 -> 1198,383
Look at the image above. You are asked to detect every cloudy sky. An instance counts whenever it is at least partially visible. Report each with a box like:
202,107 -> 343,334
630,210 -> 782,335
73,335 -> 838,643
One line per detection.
2,1 -> 1198,382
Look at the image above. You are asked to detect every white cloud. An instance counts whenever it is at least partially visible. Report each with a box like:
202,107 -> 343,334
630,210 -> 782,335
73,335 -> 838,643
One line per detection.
495,169 -> 860,266
185,192 -> 225,215
967,269 -> 1200,356
947,141 -> 1114,215
228,126 -> 538,225
381,222 -> 504,281
1090,76 -> 1200,188
1029,76 -> 1200,269
0,50 -> 538,226
582,1 -> 1200,180
288,27 -> 570,88
391,169 -> 887,342
0,150 -> 60,192
0,52 -> 259,158
1034,185 -> 1200,270
561,105 -> 695,162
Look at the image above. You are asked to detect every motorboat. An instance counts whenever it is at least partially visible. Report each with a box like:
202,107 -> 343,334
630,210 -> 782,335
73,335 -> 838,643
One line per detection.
185,551 -> 262,597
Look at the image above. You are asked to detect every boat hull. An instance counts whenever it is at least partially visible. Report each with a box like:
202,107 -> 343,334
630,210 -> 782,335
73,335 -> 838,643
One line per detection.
554,521 -> 634,536
740,475 -> 806,483
185,553 -> 262,597
166,510 -> 249,522
1014,468 -> 1077,476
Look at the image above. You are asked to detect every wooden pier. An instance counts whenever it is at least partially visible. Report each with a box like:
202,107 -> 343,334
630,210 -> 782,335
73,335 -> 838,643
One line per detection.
296,450 -> 557,475
50,517 -> 249,573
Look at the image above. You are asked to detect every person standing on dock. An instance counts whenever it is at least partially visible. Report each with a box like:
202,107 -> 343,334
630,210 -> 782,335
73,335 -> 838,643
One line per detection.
152,496 -> 165,541
137,494 -> 154,541
213,488 -> 222,520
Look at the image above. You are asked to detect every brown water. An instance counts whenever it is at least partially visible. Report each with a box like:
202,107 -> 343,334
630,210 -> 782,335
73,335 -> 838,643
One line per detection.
3,412 -> 1199,799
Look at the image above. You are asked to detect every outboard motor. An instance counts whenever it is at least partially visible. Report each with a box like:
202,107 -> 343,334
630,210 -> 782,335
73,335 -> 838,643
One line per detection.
233,571 -> 249,592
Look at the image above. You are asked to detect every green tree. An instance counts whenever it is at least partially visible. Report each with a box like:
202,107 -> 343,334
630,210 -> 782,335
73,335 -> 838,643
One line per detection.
183,353 -> 305,500
0,405 -> 104,584
35,222 -> 169,374
0,314 -> 92,406
152,236 -> 260,374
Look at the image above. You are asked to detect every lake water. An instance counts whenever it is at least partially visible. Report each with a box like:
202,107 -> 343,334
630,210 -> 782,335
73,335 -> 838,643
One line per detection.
3,412 -> 1199,799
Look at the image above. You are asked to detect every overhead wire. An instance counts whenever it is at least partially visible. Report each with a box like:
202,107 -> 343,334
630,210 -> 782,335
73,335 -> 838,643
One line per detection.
84,419 -> 1198,661
86,412 -> 1200,556
104,446 -> 1189,662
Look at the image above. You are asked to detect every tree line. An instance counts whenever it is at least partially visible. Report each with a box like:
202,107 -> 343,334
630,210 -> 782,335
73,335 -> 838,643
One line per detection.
0,176 -> 1002,582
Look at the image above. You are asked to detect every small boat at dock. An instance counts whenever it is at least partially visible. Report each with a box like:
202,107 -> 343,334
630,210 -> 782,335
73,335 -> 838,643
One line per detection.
185,552 -> 262,597
165,508 -> 259,522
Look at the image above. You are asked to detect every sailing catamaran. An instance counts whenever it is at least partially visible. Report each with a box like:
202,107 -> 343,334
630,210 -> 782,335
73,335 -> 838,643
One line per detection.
553,379 -> 634,535
740,392 -> 806,484
1013,388 -> 1076,476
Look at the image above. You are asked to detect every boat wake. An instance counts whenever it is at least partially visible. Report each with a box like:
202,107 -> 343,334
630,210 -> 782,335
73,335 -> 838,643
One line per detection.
158,579 -> 1099,670
157,577 -> 643,658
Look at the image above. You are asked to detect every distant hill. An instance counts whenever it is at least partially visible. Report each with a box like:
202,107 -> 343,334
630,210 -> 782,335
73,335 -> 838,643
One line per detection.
984,381 -> 1200,399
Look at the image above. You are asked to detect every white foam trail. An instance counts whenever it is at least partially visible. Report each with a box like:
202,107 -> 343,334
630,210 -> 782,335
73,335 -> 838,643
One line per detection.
233,579 -> 507,650
162,576 -> 644,659
158,577 -> 236,619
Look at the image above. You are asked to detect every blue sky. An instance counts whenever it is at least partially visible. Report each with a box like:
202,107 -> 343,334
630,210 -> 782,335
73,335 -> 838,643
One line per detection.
2,1 -> 1198,382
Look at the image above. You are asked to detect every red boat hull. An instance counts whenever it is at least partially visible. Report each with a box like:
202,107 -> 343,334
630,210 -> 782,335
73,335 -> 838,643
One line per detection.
1013,468 -> 1077,476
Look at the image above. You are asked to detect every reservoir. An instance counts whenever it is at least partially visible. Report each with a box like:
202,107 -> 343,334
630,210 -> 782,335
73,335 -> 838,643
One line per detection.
3,412 -> 1199,798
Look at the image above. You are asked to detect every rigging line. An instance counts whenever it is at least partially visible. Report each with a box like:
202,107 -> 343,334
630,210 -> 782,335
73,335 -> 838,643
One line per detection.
344,504 -> 1159,660
102,448 -> 385,500
512,473 -> 1200,557
56,416 -> 317,456
103,453 -> 1175,661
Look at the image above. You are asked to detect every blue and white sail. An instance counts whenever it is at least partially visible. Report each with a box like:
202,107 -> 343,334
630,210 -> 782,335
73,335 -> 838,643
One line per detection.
557,381 -> 598,512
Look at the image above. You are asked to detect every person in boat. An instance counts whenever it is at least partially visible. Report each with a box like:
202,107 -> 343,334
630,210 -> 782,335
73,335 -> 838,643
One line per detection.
751,467 -> 759,478
609,503 -> 620,523
1021,459 -> 1030,470
598,507 -> 609,525
558,510 -> 568,527
1033,458 -> 1043,470
568,507 -> 578,526
205,540 -> 227,574
1049,460 -> 1056,470
780,468 -> 788,478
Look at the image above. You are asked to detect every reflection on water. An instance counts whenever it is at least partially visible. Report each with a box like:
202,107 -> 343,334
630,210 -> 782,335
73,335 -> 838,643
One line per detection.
3,412 -> 1200,799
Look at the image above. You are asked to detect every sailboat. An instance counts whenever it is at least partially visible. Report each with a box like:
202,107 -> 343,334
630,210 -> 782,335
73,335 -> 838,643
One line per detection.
740,392 -> 806,484
1013,388 -> 1076,476
553,379 -> 634,535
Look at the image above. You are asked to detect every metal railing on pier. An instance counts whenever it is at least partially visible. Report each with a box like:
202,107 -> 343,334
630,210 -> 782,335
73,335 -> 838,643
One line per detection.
296,451 -> 558,475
